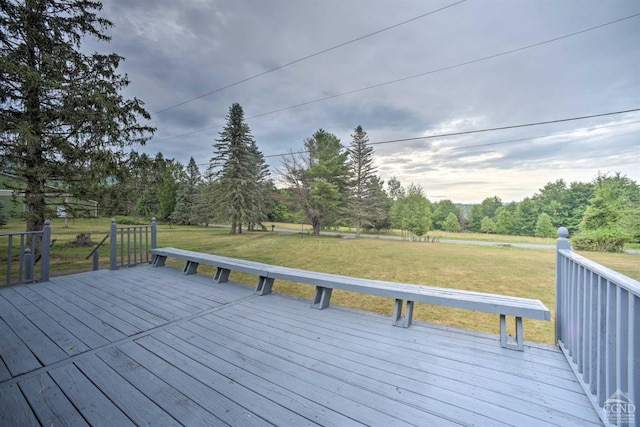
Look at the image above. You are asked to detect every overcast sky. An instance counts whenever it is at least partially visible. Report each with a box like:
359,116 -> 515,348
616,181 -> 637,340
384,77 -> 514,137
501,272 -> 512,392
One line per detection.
96,0 -> 639,204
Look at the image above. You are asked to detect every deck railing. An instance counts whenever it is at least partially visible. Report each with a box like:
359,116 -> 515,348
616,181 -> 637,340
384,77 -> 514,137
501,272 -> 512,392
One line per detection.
0,221 -> 51,286
556,227 -> 639,426
108,218 -> 157,270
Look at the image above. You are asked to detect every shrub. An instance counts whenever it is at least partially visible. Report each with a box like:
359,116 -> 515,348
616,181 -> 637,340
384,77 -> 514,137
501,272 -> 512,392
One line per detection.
571,229 -> 626,252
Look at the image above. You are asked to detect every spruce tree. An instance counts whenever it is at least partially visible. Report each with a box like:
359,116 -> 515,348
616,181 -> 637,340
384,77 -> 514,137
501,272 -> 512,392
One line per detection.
210,103 -> 268,234
0,0 -> 154,232
172,157 -> 202,225
347,125 -> 384,237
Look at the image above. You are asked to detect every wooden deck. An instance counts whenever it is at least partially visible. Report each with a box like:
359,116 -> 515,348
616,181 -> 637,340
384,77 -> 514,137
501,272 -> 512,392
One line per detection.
0,266 -> 602,426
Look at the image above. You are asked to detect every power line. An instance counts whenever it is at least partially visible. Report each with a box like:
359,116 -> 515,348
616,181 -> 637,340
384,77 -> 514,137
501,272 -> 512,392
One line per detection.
260,109 -> 640,158
449,120 -> 640,151
155,12 -> 640,143
152,0 -> 467,115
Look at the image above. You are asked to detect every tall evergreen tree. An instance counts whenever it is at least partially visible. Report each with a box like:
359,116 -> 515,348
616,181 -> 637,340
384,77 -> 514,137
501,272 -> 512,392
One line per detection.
210,103 -> 267,234
172,157 -> 202,225
246,138 -> 272,230
0,0 -> 154,232
346,125 -> 384,237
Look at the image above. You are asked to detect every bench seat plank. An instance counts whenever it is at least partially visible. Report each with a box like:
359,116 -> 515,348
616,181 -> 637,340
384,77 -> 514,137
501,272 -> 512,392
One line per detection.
265,265 -> 550,321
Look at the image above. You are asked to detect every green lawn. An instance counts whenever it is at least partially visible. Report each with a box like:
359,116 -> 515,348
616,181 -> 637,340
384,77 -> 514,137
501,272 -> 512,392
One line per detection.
2,217 -> 639,345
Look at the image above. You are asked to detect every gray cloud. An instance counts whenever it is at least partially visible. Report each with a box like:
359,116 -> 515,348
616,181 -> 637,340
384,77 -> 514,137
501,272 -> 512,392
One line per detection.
94,0 -> 639,203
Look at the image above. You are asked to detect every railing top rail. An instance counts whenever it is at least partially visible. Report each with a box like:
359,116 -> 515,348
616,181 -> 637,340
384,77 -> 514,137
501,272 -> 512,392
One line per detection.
116,225 -> 151,230
559,248 -> 640,296
0,230 -> 43,237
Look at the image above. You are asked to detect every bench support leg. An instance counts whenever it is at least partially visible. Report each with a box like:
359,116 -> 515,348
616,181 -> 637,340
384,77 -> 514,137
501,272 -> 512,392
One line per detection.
255,277 -> 274,295
393,299 -> 414,328
311,286 -> 333,309
213,267 -> 230,283
183,261 -> 199,275
500,315 -> 524,351
151,255 -> 166,267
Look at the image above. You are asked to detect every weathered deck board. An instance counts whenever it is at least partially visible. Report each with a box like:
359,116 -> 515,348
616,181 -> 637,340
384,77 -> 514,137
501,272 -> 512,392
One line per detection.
73,355 -> 180,426
48,363 -> 135,426
0,266 -> 603,426
97,346 -> 227,426
199,301 -> 597,426
0,287 -> 91,357
19,373 -> 88,427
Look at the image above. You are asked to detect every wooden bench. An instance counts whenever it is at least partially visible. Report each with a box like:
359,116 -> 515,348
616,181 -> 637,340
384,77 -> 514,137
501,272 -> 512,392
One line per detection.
150,247 -> 275,291
150,247 -> 551,351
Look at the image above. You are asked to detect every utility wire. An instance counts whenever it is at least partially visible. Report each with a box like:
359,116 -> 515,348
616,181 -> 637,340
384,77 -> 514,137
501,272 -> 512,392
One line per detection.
449,120 -> 640,151
152,0 -> 467,115
261,109 -> 640,158
155,12 -> 640,143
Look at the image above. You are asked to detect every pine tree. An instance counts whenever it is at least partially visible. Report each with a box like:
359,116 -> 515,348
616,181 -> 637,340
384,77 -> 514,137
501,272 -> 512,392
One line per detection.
172,157 -> 202,225
246,139 -> 272,230
347,125 -> 385,237
210,103 -> 268,234
0,0 -> 154,232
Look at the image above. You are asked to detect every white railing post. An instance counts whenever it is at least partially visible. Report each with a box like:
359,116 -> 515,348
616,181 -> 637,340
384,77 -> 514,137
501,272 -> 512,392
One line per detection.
555,227 -> 570,344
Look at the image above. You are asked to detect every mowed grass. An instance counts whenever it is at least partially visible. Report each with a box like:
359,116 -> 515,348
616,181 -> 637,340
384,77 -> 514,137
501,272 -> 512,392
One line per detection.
3,218 -> 639,345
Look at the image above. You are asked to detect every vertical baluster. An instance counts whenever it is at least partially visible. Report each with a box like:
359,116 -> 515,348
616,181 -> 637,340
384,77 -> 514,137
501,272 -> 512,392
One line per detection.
145,225 -> 150,262
587,271 -> 597,392
616,288 -> 629,399
630,294 -> 638,417
597,275 -> 606,402
109,218 -> 117,270
138,226 -> 142,264
135,227 -> 139,265
18,234 -> 25,281
120,228 -> 124,267
583,270 -> 593,383
604,280 -> 617,406
7,234 -> 13,285
570,261 -> 578,360
576,264 -> 584,370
